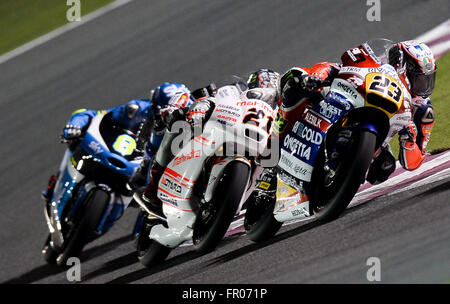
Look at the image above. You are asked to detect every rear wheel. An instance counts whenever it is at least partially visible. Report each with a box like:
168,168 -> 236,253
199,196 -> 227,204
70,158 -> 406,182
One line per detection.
55,190 -> 109,267
310,130 -> 376,222
193,161 -> 250,253
245,196 -> 282,242
244,168 -> 282,242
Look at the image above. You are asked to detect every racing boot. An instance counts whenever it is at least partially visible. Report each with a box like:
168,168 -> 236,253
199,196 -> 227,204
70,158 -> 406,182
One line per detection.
127,159 -> 150,207
366,145 -> 396,185
132,162 -> 166,219
128,159 -> 150,190
398,121 -> 429,171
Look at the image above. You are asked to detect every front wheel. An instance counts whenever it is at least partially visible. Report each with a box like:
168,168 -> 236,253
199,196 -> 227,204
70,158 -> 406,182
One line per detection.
310,130 -> 377,222
55,189 -> 109,267
192,161 -> 250,253
42,235 -> 58,265
135,211 -> 171,268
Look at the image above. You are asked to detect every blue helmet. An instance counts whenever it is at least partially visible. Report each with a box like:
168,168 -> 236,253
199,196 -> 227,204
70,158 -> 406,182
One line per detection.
151,82 -> 190,108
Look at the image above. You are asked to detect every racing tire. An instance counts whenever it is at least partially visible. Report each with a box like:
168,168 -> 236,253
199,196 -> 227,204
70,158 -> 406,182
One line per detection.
244,196 -> 282,243
193,161 -> 250,254
42,235 -> 58,265
310,130 -> 376,223
55,189 -> 109,267
136,212 -> 172,268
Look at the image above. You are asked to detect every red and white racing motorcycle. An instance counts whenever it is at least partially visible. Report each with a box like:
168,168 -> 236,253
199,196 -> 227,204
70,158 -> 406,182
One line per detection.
245,39 -> 414,242
134,79 -> 276,267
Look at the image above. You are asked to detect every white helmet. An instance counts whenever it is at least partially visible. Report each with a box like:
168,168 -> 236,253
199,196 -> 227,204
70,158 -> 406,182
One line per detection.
397,40 -> 437,97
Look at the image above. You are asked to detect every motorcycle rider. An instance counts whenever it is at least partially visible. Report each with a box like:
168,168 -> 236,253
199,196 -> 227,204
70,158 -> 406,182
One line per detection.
265,40 -> 437,186
132,70 -> 280,218
367,40 -> 437,182
42,82 -> 193,200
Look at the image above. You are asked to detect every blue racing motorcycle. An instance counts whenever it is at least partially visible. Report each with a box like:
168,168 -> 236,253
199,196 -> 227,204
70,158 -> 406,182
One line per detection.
42,112 -> 145,266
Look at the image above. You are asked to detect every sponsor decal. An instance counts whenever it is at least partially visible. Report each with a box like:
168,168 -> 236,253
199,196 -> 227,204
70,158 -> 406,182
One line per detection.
273,112 -> 289,134
172,93 -> 190,108
173,150 -> 201,166
362,43 -> 380,63
160,193 -> 178,206
347,76 -> 364,88
347,50 -> 357,61
279,171 -> 302,189
215,108 -> 240,117
161,177 -> 182,193
89,141 -> 103,154
414,44 -> 425,52
258,181 -> 271,190
236,100 -> 273,113
292,121 -> 323,145
367,65 -> 398,78
423,57 -> 434,70
304,111 -> 324,129
217,119 -> 233,126
423,125 -> 432,134
291,207 -> 309,217
283,134 -> 311,160
340,66 -> 362,73
327,91 -> 353,110
274,178 -> 309,215
276,178 -> 297,199
337,81 -> 358,100
278,150 -> 313,181
217,114 -> 237,123
319,100 -> 343,119
163,83 -> 188,96
412,44 -> 431,56
216,104 -> 241,112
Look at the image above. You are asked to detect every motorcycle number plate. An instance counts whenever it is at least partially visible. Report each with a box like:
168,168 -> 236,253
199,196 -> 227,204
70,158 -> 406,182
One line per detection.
112,134 -> 136,156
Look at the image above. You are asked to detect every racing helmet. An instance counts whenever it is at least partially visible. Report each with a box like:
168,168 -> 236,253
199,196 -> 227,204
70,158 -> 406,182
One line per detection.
390,41 -> 437,97
247,69 -> 280,90
246,69 -> 280,109
151,82 -> 191,108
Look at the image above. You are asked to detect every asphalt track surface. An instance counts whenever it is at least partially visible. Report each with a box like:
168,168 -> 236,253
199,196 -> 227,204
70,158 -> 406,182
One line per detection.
0,0 -> 449,284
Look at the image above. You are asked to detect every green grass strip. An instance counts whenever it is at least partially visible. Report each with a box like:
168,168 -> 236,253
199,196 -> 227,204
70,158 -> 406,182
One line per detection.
390,52 -> 450,158
0,0 -> 115,55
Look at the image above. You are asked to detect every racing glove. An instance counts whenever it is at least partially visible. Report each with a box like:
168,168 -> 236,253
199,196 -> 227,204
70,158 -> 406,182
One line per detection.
159,105 -> 179,126
398,122 -> 417,147
62,124 -> 83,141
186,99 -> 213,130
388,44 -> 402,68
301,75 -> 326,92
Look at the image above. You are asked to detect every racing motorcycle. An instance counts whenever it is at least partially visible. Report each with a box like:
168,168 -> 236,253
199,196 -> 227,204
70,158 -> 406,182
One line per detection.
134,78 -> 276,268
245,39 -> 411,242
42,112 -> 145,266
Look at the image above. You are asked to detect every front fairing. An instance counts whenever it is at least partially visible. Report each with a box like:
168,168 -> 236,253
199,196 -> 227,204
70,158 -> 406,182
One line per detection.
77,114 -> 141,178
47,149 -> 86,248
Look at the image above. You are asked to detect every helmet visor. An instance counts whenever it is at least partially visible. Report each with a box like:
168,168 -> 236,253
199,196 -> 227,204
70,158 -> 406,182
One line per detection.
408,69 -> 436,97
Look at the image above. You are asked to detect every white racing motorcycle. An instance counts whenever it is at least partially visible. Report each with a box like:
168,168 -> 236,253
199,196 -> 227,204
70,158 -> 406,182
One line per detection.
134,78 -> 277,267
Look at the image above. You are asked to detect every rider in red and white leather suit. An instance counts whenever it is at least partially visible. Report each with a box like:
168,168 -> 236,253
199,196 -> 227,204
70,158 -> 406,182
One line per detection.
272,40 -> 437,185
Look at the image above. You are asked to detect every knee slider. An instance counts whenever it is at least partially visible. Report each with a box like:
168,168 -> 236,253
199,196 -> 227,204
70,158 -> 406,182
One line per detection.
414,103 -> 434,125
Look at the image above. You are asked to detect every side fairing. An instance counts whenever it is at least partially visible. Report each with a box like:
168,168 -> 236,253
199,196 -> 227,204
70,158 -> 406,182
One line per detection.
278,93 -> 354,182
